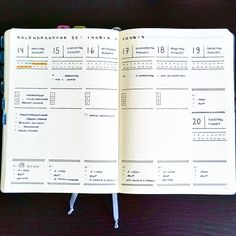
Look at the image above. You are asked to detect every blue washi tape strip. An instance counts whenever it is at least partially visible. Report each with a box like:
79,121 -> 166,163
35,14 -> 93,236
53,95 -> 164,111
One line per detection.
0,67 -> 3,78
0,51 -> 3,63
2,112 -> 6,125
0,36 -> 3,49
1,81 -> 4,93
1,98 -> 5,110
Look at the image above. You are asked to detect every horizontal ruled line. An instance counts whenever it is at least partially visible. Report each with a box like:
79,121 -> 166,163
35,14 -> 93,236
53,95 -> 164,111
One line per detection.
15,107 -> 47,109
11,182 -> 44,185
86,57 -> 117,60
156,88 -> 188,90
193,139 -> 227,142
192,128 -> 226,130
157,60 -> 188,62
50,107 -> 82,110
122,160 -> 153,163
51,60 -> 83,62
157,56 -> 188,59
122,88 -> 153,90
192,60 -> 224,62
122,68 -> 153,71
157,183 -> 190,186
193,183 -> 227,186
16,60 -> 48,62
122,56 -> 154,59
191,56 -> 224,58
192,131 -> 226,133
84,160 -> 117,163
193,160 -> 226,163
50,87 -> 82,90
85,88 -> 117,90
85,108 -> 117,110
157,160 -> 189,163
156,108 -> 188,110
48,159 -> 80,162
192,111 -> 225,114
122,184 -> 154,186
52,57 -> 83,59
192,88 -> 225,91
122,108 -> 153,110
12,158 -> 45,162
122,60 -> 152,63
14,87 -> 48,90
16,56 -> 48,59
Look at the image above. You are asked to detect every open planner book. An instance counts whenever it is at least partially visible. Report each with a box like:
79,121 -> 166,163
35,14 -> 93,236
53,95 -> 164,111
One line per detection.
1,28 -> 235,194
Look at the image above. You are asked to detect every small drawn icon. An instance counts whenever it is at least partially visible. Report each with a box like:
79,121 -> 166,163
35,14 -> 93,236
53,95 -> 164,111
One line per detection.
14,91 -> 20,105
18,162 -> 25,168
85,92 -> 90,105
156,92 -> 161,105
121,93 -> 126,106
50,92 -> 55,105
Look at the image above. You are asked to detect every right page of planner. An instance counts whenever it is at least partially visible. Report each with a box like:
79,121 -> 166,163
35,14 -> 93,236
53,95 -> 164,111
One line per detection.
119,28 -> 235,194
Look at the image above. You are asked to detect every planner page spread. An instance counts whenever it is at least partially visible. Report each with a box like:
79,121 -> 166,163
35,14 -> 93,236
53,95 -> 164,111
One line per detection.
1,28 -> 235,194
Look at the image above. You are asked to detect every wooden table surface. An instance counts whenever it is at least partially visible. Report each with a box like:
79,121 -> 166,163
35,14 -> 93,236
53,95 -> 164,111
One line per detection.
0,0 -> 235,235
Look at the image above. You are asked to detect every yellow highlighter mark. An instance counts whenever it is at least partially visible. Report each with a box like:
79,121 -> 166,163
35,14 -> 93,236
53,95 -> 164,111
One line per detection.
16,61 -> 48,69
32,62 -> 48,65
17,66 -> 32,69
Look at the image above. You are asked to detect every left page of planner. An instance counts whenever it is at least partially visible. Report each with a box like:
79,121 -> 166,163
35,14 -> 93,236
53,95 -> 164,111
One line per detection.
1,28 -> 119,193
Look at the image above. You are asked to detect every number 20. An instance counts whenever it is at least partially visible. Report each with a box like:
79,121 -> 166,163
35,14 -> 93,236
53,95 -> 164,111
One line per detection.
193,118 -> 201,125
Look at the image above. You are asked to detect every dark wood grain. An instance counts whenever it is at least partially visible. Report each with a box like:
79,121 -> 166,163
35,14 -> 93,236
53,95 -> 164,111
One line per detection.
0,0 -> 235,235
